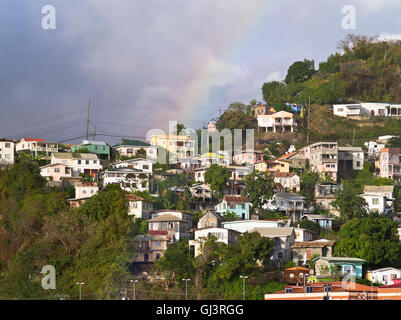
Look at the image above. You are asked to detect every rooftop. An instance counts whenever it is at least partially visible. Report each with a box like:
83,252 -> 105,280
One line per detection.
253,227 -> 295,237
291,240 -> 335,249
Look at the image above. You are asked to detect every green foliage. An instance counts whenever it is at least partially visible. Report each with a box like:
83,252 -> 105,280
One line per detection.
221,211 -> 240,222
285,59 -> 315,84
298,220 -> 321,236
243,171 -> 275,209
78,184 -> 128,221
204,165 -> 229,199
331,185 -> 368,221
216,108 -> 256,133
261,81 -> 288,107
335,216 -> 401,268
154,240 -> 195,282
387,136 -> 401,149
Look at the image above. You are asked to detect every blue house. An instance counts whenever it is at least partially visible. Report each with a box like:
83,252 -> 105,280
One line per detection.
286,103 -> 303,113
313,257 -> 366,279
215,196 -> 251,220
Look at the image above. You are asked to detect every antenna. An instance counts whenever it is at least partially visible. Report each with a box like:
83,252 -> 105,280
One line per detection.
86,97 -> 91,140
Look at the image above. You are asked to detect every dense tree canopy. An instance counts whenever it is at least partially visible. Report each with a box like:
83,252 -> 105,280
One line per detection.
335,216 -> 401,268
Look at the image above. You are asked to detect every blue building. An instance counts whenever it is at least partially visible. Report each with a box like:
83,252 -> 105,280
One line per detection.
313,257 -> 366,279
215,196 -> 251,220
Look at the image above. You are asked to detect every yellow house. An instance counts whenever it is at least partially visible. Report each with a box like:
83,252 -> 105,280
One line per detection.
149,134 -> 195,158
255,160 -> 290,173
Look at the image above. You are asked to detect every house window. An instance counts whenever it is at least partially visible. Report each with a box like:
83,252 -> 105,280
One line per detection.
5,143 -> 10,148
285,288 -> 292,293
54,168 -> 60,173
155,253 -> 161,259
278,252 -> 283,259
143,165 -> 149,170
78,160 -> 81,164
86,160 -> 89,165
372,198 -> 379,205
324,287 -> 331,292
391,274 -> 397,280
356,161 -> 360,167
289,273 -> 294,279
306,286 -> 313,293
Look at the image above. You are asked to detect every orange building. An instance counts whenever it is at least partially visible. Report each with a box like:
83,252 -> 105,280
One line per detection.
265,281 -> 378,300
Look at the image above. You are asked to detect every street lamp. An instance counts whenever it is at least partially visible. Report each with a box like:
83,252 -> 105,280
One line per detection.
130,279 -> 139,300
182,279 -> 190,300
76,282 -> 85,300
240,275 -> 248,300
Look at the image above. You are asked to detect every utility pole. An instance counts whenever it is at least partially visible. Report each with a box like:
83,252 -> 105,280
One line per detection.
93,125 -> 97,140
86,97 -> 91,140
306,96 -> 311,143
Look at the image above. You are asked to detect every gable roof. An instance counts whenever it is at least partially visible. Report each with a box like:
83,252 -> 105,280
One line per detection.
114,140 -> 151,147
274,172 -> 297,178
278,152 -> 298,160
223,195 -> 250,203
291,241 -> 335,249
149,214 -> 184,222
313,256 -> 366,263
52,152 -> 99,160
363,185 -> 394,194
22,137 -> 45,142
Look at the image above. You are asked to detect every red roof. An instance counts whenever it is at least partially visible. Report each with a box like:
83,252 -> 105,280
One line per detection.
223,196 -> 250,203
148,230 -> 168,236
278,152 -> 298,160
23,137 -> 45,142
379,283 -> 401,289
274,172 -> 296,178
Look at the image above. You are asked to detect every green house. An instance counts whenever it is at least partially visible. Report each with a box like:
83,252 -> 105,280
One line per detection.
71,140 -> 111,160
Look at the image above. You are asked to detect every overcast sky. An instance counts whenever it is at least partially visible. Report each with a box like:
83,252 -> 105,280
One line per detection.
1,0 -> 401,145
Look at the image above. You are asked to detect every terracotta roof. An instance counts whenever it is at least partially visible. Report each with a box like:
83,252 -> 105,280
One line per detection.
125,194 -> 147,201
380,147 -> 401,153
274,172 -> 296,178
223,196 -> 250,203
379,283 -> 401,289
284,267 -> 310,272
278,152 -> 298,160
291,241 -> 335,249
148,230 -> 169,236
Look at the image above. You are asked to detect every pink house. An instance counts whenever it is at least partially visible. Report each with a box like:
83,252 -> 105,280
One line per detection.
233,151 -> 264,165
40,163 -> 73,181
379,148 -> 401,183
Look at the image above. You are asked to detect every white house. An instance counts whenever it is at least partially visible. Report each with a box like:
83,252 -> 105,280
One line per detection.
264,193 -> 306,213
0,139 -> 15,167
75,182 -> 99,199
364,141 -> 386,157
113,140 -> 157,160
333,103 -> 401,118
126,194 -> 153,219
293,227 -> 314,242
189,227 -> 240,257
360,185 -> 394,215
221,220 -> 285,233
301,214 -> 334,231
368,268 -> 401,286
102,167 -> 150,192
51,152 -> 102,178
112,158 -> 153,173
332,104 -> 362,117
273,173 -> 300,192
16,137 -> 59,158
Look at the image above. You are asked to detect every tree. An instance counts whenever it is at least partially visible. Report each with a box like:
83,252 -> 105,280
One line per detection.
335,216 -> 401,268
243,171 -> 275,209
387,136 -> 401,149
331,186 -> 368,221
298,220 -> 320,236
221,211 -> 240,222
154,240 -> 195,283
284,59 -> 315,85
204,165 -> 229,199
215,109 -> 255,133
261,81 -> 287,107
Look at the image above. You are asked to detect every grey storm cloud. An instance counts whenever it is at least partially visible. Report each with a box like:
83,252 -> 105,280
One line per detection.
0,0 -> 401,145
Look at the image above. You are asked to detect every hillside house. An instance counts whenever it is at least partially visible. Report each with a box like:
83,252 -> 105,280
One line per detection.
0,139 -> 15,167
126,194 -> 154,219
378,148 -> 401,183
273,172 -> 300,192
257,111 -> 297,133
215,196 -> 251,220
102,167 -> 150,192
291,240 -> 335,266
113,139 -> 157,160
148,210 -> 193,241
16,137 -> 59,159
71,140 -> 111,160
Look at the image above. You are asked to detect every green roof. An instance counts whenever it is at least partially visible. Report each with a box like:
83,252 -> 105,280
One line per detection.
113,140 -> 151,148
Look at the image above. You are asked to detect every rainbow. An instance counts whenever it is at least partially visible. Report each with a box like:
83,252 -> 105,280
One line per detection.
177,1 -> 276,126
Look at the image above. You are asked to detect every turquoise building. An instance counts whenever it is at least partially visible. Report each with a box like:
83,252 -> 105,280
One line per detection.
313,257 -> 366,279
215,196 -> 251,220
71,140 -> 111,160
